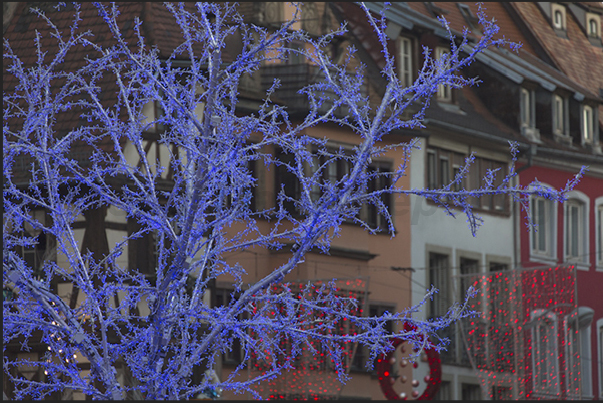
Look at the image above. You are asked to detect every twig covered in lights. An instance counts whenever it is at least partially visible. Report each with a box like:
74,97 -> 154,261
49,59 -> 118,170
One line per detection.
3,2 -> 584,400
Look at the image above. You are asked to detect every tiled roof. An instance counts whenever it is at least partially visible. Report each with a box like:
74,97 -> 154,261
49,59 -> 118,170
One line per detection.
406,2 -> 540,57
343,2 -> 602,161
511,2 -> 603,99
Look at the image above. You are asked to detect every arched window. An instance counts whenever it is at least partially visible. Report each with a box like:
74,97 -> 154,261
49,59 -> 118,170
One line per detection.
551,4 -> 566,30
589,19 -> 598,36
529,309 -> 560,396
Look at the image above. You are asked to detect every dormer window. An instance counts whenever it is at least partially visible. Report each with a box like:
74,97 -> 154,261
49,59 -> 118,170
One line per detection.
587,13 -> 601,38
520,88 -> 534,128
582,105 -> 594,145
435,47 -> 451,102
552,4 -> 566,30
520,87 -> 540,142
552,95 -> 568,136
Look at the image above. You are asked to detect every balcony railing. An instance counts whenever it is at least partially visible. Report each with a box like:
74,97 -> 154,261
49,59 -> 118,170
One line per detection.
261,63 -> 368,117
454,264 -> 580,400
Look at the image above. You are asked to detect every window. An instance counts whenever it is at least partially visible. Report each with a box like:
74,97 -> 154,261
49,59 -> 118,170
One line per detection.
587,14 -> 601,38
128,221 -> 157,276
520,88 -> 534,129
459,258 -> 479,304
429,252 -> 456,365
429,253 -> 450,319
492,386 -> 512,400
565,314 -> 581,398
16,209 -> 49,279
530,195 -> 556,260
552,95 -> 568,136
488,262 -> 514,373
520,87 -> 541,141
286,40 -> 305,65
567,307 -> 594,398
551,4 -> 566,30
427,150 -> 437,190
435,380 -> 452,400
398,37 -> 413,87
276,147 -> 391,229
580,323 -> 593,398
582,105 -> 594,145
215,288 -> 245,364
461,383 -> 482,400
565,200 -> 585,262
366,162 -> 392,231
564,191 -> 589,267
459,257 -> 480,366
275,148 -> 301,215
426,146 -> 508,213
529,309 -> 560,396
435,47 -> 451,101
353,304 -> 394,371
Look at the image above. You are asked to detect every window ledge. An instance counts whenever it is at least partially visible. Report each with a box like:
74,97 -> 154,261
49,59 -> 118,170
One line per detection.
596,265 -> 603,272
553,132 -> 572,146
521,126 -> 542,143
566,260 -> 590,271
529,254 -> 557,265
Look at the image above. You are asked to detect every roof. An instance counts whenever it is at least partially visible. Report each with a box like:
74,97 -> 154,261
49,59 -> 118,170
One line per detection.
510,2 -> 603,99
337,2 -> 603,163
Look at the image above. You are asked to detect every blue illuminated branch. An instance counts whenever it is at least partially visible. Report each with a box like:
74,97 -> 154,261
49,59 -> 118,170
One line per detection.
3,2 -> 585,400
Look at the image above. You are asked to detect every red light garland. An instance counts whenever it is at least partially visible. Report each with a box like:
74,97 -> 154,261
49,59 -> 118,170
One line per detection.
249,278 -> 369,400
461,265 -> 580,400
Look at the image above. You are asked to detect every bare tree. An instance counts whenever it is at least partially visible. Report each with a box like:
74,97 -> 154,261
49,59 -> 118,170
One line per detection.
3,2 -> 584,400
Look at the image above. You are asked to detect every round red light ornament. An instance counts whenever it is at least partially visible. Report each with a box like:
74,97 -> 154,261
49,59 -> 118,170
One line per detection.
376,322 -> 442,400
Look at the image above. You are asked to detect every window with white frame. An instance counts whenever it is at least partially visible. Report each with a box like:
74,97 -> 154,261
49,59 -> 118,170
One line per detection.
531,194 -> 556,260
552,94 -> 568,136
398,36 -> 413,88
587,13 -> 601,38
435,47 -> 451,101
564,191 -> 589,266
580,323 -> 593,398
582,105 -> 594,144
551,4 -> 566,30
565,315 -> 581,399
520,88 -> 535,129
530,309 -> 560,397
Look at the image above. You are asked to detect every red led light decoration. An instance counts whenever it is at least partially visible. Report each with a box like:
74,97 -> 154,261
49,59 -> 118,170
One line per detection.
460,265 -> 580,400
376,322 -> 441,400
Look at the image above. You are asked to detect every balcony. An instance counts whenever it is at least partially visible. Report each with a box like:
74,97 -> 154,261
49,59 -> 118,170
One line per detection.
261,63 -> 368,118
455,264 -> 581,400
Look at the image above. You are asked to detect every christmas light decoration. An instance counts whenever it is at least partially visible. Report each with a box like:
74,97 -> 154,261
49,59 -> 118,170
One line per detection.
460,265 -> 580,400
249,278 -> 368,400
376,322 -> 442,400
